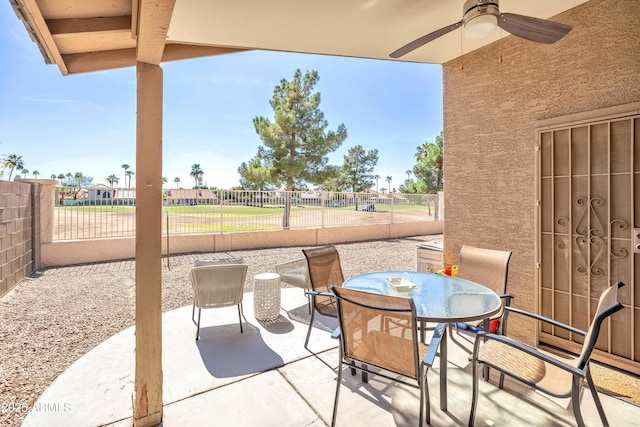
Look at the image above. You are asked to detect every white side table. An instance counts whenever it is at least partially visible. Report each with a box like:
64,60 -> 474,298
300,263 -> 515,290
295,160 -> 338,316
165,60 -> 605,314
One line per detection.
253,273 -> 281,321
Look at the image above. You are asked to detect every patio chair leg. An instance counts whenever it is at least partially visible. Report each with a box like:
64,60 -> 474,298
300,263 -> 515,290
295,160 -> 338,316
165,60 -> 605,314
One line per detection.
585,368 -> 609,427
361,364 -> 368,383
571,376 -> 587,427
332,359 -> 344,427
304,309 -> 316,350
237,304 -> 243,333
192,301 -> 196,322
468,350 -> 480,426
195,308 -> 202,340
419,374 -> 424,426
420,363 -> 431,426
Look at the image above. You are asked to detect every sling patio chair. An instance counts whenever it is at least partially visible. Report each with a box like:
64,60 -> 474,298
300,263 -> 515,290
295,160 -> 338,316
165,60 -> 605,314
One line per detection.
455,245 -> 513,335
468,281 -> 625,427
189,262 -> 248,340
302,245 -> 345,350
275,257 -> 312,313
330,285 -> 436,426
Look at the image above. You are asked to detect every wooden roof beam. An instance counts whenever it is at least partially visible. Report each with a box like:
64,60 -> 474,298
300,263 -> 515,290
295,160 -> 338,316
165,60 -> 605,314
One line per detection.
47,16 -> 132,35
63,44 -> 249,74
136,0 -> 175,65
11,0 -> 68,74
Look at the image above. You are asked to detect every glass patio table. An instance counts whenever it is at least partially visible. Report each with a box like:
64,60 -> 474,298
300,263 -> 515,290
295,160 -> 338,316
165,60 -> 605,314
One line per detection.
343,271 -> 502,412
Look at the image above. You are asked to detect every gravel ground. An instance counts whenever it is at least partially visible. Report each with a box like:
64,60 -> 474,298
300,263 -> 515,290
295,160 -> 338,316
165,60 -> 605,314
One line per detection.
1,235 -> 637,426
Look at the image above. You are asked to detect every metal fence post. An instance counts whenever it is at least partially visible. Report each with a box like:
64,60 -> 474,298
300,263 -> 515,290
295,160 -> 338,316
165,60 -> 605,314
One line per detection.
390,192 -> 395,223
165,211 -> 170,270
219,190 -> 224,234
321,191 -> 326,228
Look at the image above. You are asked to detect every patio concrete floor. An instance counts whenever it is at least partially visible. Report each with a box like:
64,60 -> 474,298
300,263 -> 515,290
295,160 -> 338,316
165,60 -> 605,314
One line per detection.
22,288 -> 639,426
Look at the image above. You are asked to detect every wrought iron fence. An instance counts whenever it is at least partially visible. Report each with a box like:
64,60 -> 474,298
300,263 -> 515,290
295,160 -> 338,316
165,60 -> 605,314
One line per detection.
53,187 -> 440,240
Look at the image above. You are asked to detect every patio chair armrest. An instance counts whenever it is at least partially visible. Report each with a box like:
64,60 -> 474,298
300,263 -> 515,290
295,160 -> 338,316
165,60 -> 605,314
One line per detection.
423,323 -> 446,367
474,332 -> 586,378
504,306 -> 587,336
304,290 -> 334,298
497,293 -> 514,306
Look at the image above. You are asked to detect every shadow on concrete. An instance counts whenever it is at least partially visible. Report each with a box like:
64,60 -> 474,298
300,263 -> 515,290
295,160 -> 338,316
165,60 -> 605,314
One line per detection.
196,322 -> 284,377
285,302 -> 339,333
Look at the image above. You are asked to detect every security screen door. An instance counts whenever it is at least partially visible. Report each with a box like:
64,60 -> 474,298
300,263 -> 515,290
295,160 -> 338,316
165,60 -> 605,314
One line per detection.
538,112 -> 639,374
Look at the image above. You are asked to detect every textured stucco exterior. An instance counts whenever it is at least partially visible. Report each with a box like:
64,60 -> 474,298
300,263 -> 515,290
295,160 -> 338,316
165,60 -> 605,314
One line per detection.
442,0 -> 640,344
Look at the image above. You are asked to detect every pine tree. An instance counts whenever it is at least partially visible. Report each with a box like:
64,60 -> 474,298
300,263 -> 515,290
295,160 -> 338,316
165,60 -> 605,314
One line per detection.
253,69 -> 347,228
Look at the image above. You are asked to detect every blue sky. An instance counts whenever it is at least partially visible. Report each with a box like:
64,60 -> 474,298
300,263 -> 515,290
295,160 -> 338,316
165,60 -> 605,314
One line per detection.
0,2 -> 443,190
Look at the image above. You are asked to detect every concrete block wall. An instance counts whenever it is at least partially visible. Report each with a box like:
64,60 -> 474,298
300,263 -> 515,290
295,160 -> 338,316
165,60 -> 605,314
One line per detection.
0,180 -> 35,297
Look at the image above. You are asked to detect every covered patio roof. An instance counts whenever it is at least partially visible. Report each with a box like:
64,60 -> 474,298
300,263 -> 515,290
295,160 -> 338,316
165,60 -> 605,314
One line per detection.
11,0 -> 587,75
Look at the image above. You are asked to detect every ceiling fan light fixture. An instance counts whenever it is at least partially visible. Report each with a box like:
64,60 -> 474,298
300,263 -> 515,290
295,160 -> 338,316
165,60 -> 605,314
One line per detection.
464,14 -> 498,39
390,0 -> 571,59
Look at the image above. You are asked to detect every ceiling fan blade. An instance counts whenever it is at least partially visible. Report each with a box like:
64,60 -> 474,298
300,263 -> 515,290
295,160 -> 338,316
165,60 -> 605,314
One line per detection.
390,21 -> 463,58
498,13 -> 571,44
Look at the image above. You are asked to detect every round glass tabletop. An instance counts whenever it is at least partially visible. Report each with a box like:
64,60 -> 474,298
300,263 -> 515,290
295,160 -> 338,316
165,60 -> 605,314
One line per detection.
343,271 -> 502,323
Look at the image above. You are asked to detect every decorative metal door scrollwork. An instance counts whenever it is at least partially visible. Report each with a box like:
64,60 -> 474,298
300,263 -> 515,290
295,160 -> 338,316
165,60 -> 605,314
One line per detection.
566,196 -> 629,278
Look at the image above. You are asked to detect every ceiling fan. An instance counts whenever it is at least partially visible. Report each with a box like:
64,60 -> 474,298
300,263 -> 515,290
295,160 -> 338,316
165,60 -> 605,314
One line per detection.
390,0 -> 572,58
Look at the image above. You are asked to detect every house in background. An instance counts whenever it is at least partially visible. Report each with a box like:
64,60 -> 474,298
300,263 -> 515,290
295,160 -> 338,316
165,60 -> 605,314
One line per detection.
164,188 -> 217,205
114,188 -> 137,205
88,185 -> 136,205
87,184 -> 114,201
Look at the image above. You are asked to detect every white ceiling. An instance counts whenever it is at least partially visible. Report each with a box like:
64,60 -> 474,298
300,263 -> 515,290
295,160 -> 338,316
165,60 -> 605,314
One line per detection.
11,0 -> 589,75
168,0 -> 589,64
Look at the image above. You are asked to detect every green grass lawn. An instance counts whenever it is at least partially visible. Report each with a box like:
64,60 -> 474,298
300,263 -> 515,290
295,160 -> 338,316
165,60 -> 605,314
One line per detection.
170,223 -> 280,233
56,203 -> 431,215
56,205 -> 136,213
163,205 -> 276,215
56,204 -> 289,216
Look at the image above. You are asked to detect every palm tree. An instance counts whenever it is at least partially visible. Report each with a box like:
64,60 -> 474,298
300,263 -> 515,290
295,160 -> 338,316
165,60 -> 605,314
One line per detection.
74,172 -> 84,185
386,175 -> 392,193
50,174 -> 57,180
161,177 -> 168,187
125,170 -> 135,188
406,170 -> 412,181
174,177 -> 181,188
190,164 -> 203,187
106,174 -> 119,187
2,154 -> 24,180
121,164 -> 129,181
374,174 -> 380,193
32,170 -> 40,178
20,168 -> 29,179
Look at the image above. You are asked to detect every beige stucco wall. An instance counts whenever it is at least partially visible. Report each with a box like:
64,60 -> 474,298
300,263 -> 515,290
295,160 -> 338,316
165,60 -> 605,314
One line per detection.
442,0 -> 640,344
40,221 -> 442,267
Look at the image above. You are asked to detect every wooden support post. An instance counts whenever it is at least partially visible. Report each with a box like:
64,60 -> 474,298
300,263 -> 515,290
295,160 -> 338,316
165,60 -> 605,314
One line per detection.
134,61 -> 163,427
